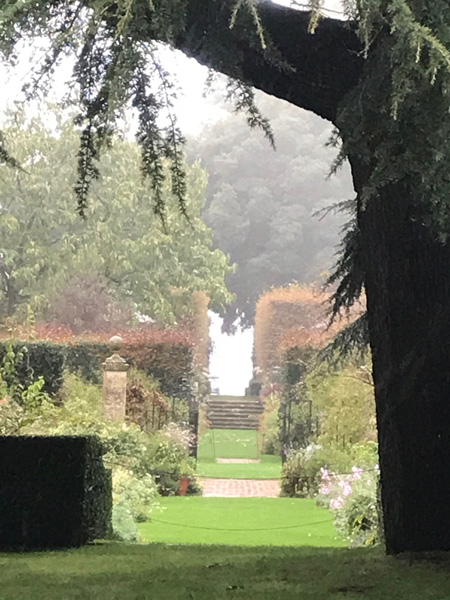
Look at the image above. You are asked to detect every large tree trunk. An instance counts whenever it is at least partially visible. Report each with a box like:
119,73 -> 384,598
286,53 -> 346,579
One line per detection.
160,1 -> 450,554
350,158 -> 450,553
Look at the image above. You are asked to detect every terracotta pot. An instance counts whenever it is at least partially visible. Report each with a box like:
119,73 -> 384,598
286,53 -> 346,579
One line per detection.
179,476 -> 190,496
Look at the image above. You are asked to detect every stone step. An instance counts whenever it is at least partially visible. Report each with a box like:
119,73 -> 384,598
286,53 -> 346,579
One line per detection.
208,418 -> 260,427
208,415 -> 259,423
206,406 -> 262,415
208,413 -> 259,420
206,394 -> 262,430
209,423 -> 259,430
206,404 -> 263,413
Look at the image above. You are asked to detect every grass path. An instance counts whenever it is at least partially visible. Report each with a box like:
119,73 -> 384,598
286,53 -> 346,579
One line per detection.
138,497 -> 344,547
2,544 -> 450,599
197,429 -> 281,479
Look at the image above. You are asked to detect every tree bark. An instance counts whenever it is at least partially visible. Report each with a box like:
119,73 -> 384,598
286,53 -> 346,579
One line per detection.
166,1 -> 363,123
349,156 -> 450,553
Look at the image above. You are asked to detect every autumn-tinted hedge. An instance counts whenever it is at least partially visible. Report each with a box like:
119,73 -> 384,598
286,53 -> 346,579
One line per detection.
254,285 -> 330,379
0,435 -> 111,549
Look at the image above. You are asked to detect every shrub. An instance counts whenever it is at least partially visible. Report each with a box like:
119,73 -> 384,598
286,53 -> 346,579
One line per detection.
65,343 -> 110,384
280,444 -> 358,498
65,339 -> 195,399
318,465 -> 380,547
0,435 -> 111,549
307,362 -> 377,451
280,444 -> 323,498
126,368 -> 188,432
111,504 -> 139,542
259,389 -> 281,455
110,467 -> 159,540
143,423 -> 197,496
16,374 -> 162,538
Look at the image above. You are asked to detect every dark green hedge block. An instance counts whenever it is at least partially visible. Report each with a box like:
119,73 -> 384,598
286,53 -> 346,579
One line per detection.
0,435 -> 111,549
0,342 -> 65,397
64,343 -> 110,385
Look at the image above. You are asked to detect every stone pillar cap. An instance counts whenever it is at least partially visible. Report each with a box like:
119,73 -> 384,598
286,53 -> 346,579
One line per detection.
109,335 -> 123,351
103,353 -> 129,371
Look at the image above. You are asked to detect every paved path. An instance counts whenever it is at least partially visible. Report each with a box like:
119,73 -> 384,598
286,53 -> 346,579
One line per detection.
200,477 -> 280,498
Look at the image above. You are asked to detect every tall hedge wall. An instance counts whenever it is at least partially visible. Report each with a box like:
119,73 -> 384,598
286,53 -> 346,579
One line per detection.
0,435 -> 111,549
0,342 -> 65,396
0,340 -> 193,399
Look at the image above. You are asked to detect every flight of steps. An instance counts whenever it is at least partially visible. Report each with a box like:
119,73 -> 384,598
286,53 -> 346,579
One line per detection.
206,395 -> 263,430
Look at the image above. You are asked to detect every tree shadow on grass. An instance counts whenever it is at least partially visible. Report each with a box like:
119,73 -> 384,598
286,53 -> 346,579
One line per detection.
0,543 -> 449,599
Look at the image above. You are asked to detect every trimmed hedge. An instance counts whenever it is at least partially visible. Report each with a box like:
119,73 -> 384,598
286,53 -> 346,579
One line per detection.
0,340 -> 193,399
0,342 -> 64,397
0,435 -> 111,549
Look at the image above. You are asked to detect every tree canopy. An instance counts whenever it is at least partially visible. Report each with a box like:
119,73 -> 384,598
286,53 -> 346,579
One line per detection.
0,106 -> 233,329
188,93 -> 353,331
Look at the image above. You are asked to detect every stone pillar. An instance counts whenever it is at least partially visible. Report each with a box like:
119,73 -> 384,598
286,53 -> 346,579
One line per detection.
102,335 -> 129,421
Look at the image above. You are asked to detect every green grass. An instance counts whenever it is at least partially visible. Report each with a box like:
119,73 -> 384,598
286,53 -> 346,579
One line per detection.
199,429 -> 260,459
197,429 -> 282,479
197,454 -> 281,479
2,544 -> 450,599
138,497 -> 344,547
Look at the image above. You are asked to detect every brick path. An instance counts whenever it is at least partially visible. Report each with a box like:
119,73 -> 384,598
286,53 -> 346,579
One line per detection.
200,477 -> 280,498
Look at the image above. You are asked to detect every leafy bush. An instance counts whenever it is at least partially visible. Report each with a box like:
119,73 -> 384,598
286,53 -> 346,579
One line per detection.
318,465 -> 380,547
143,423 -> 197,496
0,344 -> 56,434
280,444 -> 359,498
0,367 -> 201,538
307,362 -> 376,452
111,504 -> 138,542
280,444 -> 323,498
113,468 -> 158,522
111,467 -> 159,541
126,368 -> 188,432
259,389 -> 281,455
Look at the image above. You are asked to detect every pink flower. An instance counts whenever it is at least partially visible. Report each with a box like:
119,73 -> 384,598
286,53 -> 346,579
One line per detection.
330,496 -> 344,509
351,466 -> 363,481
320,467 -> 331,482
339,479 -> 353,497
320,485 -> 331,495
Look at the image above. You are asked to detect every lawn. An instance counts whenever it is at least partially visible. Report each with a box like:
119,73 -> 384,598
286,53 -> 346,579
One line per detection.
197,429 -> 282,479
2,544 -> 450,599
138,497 -> 344,547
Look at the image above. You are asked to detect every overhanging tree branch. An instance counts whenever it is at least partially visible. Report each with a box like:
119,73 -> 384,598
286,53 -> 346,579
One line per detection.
166,1 -> 365,123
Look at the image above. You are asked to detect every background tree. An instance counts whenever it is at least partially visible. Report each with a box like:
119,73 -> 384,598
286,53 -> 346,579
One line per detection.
0,108 -> 233,328
188,94 -> 353,331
